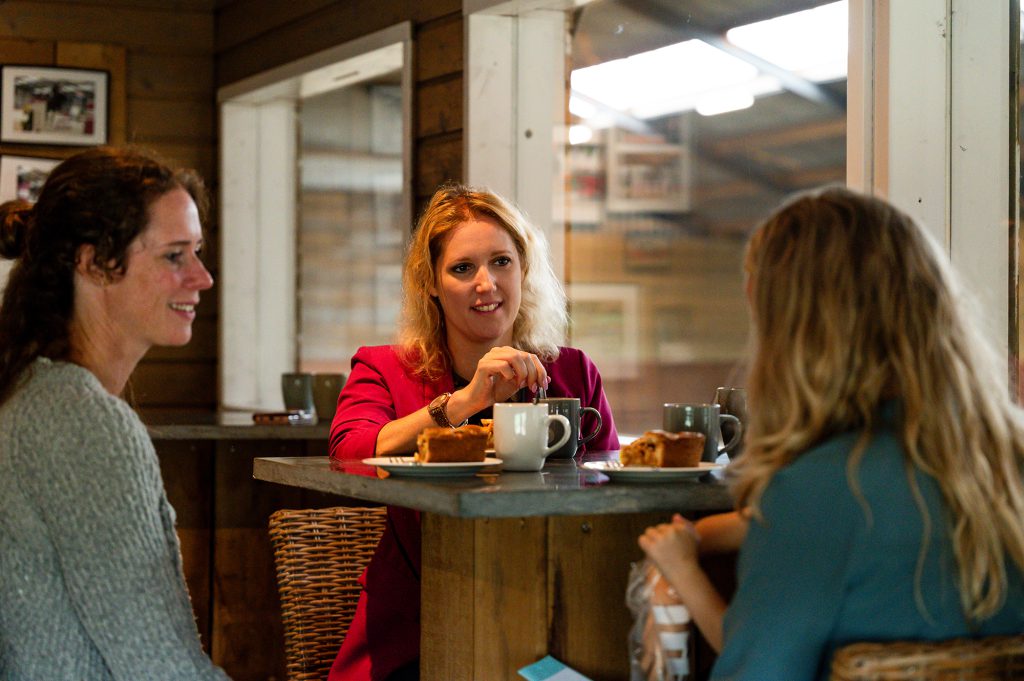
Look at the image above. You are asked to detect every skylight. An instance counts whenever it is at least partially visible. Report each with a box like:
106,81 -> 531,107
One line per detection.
726,1 -> 848,82
569,0 -> 847,124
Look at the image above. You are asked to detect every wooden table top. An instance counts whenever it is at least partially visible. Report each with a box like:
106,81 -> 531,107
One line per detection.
253,452 -> 734,518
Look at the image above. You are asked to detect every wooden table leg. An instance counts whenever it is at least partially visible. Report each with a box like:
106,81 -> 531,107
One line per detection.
422,512 -> 667,681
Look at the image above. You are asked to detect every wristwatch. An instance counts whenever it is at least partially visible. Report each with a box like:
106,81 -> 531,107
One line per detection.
428,392 -> 467,429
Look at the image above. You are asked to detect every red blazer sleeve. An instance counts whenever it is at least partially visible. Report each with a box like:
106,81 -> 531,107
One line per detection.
328,346 -> 450,461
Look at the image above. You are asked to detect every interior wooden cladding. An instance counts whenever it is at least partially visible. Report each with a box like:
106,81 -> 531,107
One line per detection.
0,0 -> 217,411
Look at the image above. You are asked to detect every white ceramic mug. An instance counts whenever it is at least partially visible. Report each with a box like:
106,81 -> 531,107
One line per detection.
493,403 -> 571,471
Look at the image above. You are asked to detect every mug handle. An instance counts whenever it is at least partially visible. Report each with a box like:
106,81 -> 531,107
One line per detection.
544,414 -> 571,456
718,414 -> 742,453
579,407 -> 603,446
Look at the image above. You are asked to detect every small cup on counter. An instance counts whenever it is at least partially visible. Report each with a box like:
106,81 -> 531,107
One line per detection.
281,372 -> 315,414
312,373 -> 347,422
663,402 -> 742,463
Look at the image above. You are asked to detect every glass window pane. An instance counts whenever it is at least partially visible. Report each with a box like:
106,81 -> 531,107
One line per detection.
564,0 -> 847,433
297,80 -> 405,374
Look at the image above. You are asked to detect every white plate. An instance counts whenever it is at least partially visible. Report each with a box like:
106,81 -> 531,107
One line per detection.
581,460 -> 722,482
363,456 -> 503,477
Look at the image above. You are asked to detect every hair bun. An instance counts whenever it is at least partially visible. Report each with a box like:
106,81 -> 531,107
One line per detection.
0,200 -> 34,259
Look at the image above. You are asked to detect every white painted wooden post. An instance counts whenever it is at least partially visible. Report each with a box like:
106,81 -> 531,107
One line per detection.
858,0 -> 1012,371
948,0 -> 1012,363
220,101 -> 297,410
466,6 -> 568,280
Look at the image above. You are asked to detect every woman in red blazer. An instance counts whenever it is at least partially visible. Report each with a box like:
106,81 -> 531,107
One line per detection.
327,183 -> 618,681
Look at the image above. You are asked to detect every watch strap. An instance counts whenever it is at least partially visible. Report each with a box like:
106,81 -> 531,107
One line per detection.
429,392 -> 456,429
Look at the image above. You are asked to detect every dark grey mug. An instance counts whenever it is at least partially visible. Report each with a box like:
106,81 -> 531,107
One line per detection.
714,387 -> 747,456
663,402 -> 742,462
313,373 -> 347,421
281,372 -> 315,413
540,397 -> 603,458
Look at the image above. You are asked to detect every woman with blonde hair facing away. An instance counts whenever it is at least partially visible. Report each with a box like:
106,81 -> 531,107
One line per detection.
328,182 -> 618,681
639,186 -> 1024,680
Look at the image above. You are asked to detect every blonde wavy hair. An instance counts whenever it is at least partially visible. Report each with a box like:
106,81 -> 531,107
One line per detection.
397,183 -> 567,380
731,185 -> 1024,621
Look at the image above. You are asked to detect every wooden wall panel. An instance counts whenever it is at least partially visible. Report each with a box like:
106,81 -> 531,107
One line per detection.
143,141 -> 217,184
416,134 -> 462,196
128,98 -> 214,142
215,0 -> 461,87
0,1 -> 212,53
129,53 -> 213,98
217,4 -> 406,86
24,0 -> 215,9
415,14 -> 462,82
215,0 -> 339,52
131,361 -> 217,408
0,36 -> 54,63
416,74 -> 462,137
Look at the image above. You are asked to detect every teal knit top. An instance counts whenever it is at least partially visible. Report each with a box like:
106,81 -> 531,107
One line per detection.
712,404 -> 1024,681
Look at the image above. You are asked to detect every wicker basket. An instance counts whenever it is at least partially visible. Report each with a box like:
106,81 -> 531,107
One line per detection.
268,506 -> 387,681
830,635 -> 1024,681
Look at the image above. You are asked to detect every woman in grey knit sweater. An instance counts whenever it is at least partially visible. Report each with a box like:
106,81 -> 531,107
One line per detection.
0,148 -> 229,680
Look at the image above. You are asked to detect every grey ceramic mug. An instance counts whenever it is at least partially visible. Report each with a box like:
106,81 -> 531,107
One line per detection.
313,373 -> 347,421
714,387 -> 748,456
540,397 -> 603,458
281,372 -> 315,413
663,402 -> 742,462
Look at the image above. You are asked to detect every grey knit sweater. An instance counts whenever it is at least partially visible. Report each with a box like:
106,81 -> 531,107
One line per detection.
0,358 -> 230,680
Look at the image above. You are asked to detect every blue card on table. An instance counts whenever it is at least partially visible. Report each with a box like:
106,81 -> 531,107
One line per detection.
517,655 -> 592,681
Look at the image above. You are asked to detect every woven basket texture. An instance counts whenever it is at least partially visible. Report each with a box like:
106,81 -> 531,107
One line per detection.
830,635 -> 1024,681
269,506 -> 387,681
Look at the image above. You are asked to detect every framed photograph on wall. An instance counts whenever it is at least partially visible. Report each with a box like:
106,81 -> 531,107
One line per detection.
568,283 -> 641,379
1,65 -> 109,145
0,155 -> 59,203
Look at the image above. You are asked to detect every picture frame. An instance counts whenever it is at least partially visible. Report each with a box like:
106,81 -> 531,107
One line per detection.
0,154 -> 59,203
568,283 -> 640,379
1,65 -> 109,145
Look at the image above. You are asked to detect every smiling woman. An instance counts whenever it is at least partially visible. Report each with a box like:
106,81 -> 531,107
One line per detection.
0,147 -> 228,680
429,216 -> 523,355
79,187 -> 213,382
324,182 -> 621,681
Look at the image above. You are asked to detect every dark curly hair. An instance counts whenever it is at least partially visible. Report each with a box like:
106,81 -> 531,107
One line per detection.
0,146 -> 208,404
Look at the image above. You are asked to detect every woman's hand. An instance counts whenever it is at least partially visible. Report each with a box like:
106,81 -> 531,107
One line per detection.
449,346 -> 549,419
639,513 -> 728,653
639,513 -> 701,582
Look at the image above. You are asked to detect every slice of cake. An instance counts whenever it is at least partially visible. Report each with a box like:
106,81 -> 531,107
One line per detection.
480,418 -> 494,449
619,430 -> 705,468
415,425 -> 489,463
